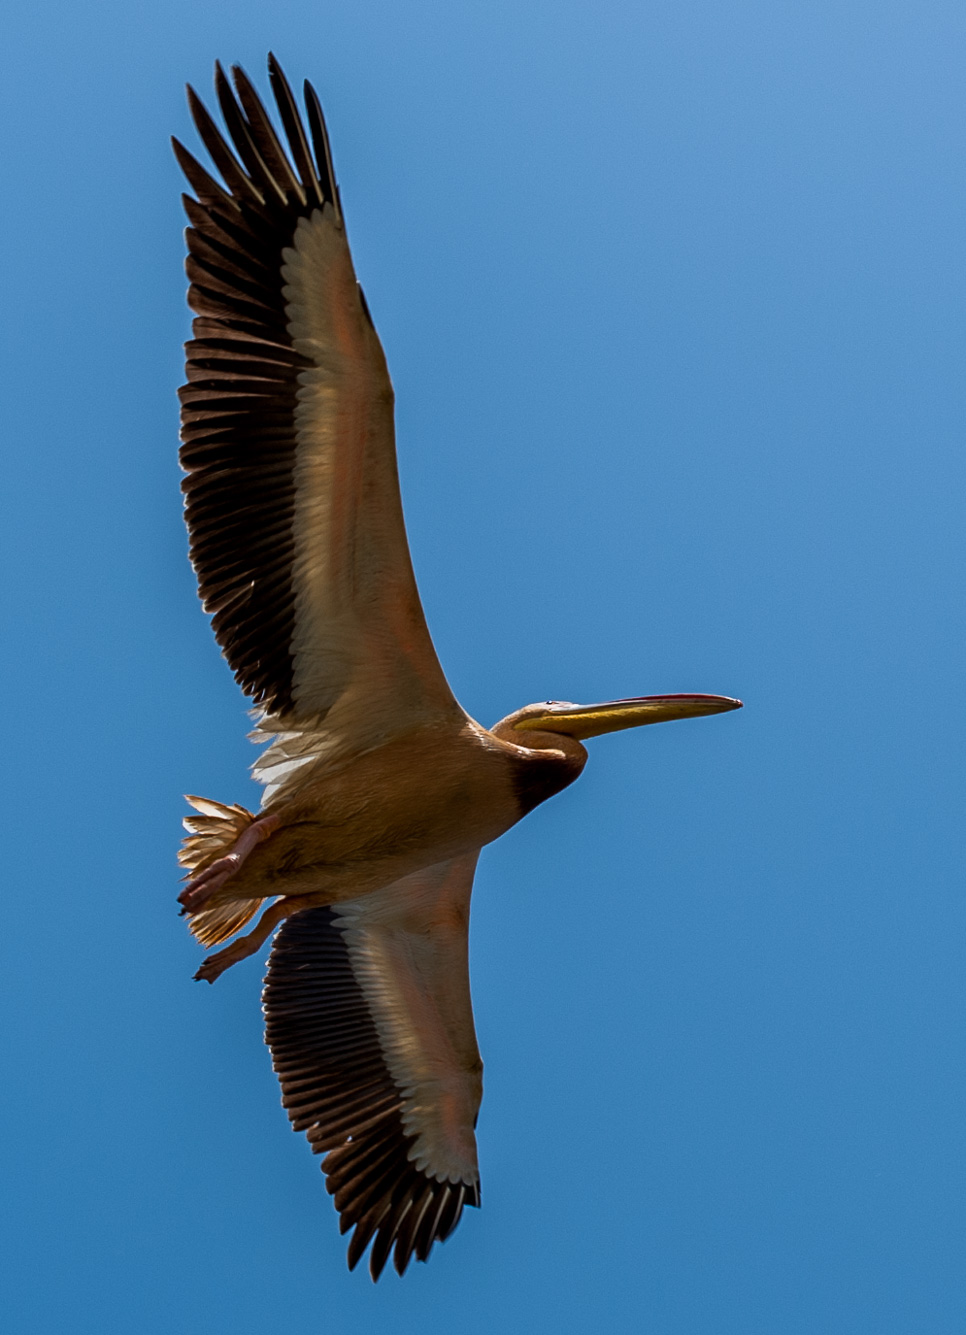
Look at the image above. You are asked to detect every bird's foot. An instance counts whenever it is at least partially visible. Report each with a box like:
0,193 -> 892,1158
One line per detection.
194,937 -> 253,984
193,895 -> 298,983
178,812 -> 281,914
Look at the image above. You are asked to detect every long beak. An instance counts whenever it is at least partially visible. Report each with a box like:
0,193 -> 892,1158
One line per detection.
514,694 -> 743,740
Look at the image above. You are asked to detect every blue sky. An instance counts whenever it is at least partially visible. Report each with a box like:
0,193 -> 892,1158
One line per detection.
3,2 -> 965,1331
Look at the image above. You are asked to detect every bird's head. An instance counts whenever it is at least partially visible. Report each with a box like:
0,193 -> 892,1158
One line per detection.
490,693 -> 742,816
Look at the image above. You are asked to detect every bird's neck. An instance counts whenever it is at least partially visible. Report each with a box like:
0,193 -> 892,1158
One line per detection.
491,726 -> 587,819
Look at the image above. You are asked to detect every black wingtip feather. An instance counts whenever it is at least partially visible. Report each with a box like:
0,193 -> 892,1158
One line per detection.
263,56 -> 323,205
302,79 -> 340,218
231,64 -> 303,208
188,81 -> 267,209
173,138 -> 237,213
368,1210 -> 403,1280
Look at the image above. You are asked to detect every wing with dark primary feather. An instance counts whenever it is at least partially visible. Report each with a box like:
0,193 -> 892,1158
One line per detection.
263,855 -> 483,1278
175,57 -> 457,758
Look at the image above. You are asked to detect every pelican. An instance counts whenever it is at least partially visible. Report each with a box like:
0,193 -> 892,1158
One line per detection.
173,56 -> 741,1281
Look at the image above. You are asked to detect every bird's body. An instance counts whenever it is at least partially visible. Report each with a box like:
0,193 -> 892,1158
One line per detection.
192,714 -> 580,913
173,57 -> 740,1280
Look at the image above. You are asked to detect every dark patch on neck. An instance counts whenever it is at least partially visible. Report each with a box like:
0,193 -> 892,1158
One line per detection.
511,748 -> 585,818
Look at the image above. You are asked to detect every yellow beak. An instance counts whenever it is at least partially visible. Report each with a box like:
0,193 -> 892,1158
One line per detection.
513,694 -> 743,740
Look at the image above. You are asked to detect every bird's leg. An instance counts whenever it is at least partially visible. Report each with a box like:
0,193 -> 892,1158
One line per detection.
194,894 -> 323,984
178,812 -> 282,914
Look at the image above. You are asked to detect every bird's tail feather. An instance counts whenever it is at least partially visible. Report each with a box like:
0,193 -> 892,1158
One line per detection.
179,796 -> 266,946
187,897 -> 267,947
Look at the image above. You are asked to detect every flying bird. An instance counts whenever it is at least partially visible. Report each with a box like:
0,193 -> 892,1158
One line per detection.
173,56 -> 741,1281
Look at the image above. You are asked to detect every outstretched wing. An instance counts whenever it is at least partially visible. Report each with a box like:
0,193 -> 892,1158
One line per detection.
175,57 -> 456,745
262,854 -> 483,1279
